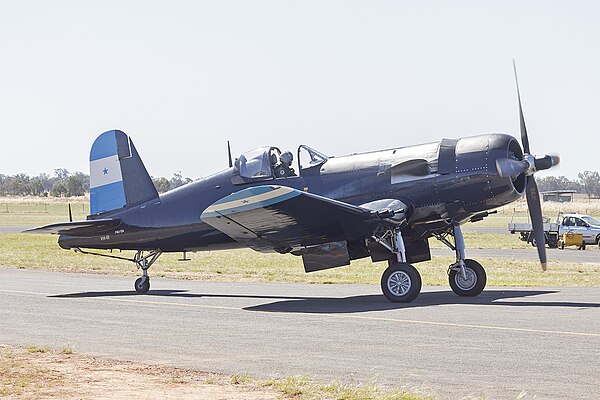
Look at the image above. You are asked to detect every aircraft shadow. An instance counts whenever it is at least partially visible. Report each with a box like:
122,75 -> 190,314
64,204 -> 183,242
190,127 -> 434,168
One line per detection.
244,290 -> 600,314
50,290 -> 309,301
50,288 -> 600,313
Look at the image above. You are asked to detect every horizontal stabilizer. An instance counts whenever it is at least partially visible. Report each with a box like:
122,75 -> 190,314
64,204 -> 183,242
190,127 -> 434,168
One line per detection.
23,219 -> 121,236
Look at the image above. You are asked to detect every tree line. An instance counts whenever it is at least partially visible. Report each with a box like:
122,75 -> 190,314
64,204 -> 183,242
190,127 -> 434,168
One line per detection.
0,169 -> 194,197
537,171 -> 600,199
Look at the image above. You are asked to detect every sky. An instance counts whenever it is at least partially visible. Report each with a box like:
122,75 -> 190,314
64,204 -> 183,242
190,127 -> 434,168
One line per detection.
1,0 -> 598,180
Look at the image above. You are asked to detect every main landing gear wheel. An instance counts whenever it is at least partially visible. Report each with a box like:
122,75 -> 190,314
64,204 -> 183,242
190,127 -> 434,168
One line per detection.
134,277 -> 150,294
448,259 -> 486,297
381,262 -> 422,303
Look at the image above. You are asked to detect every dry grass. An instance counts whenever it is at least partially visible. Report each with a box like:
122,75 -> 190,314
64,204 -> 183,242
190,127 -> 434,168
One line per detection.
0,197 -> 89,226
2,197 -> 600,288
1,234 -> 599,287
261,376 -> 432,400
0,345 -> 431,400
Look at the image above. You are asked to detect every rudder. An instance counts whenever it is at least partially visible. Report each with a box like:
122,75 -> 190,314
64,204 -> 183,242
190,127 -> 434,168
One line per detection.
90,130 -> 158,215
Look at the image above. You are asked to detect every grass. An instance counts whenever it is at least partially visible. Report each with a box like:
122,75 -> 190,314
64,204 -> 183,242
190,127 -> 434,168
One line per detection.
1,233 -> 599,287
261,376 -> 431,400
2,197 -> 600,287
0,197 -> 89,226
208,374 -> 433,399
26,345 -> 52,353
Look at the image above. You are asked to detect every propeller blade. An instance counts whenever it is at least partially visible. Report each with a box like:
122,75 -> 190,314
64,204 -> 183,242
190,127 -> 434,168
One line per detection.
534,154 -> 560,171
513,60 -> 530,155
495,157 -> 529,177
525,175 -> 547,271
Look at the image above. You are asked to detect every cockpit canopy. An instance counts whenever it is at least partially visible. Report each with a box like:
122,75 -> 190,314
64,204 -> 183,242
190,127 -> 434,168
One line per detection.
237,146 -> 274,180
231,145 -> 328,184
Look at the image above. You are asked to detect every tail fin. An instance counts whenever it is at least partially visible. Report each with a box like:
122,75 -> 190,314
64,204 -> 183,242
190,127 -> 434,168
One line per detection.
89,130 -> 158,215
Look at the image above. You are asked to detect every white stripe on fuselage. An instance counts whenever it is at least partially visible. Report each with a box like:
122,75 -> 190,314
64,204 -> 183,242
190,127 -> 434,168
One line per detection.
90,155 -> 123,189
204,186 -> 295,214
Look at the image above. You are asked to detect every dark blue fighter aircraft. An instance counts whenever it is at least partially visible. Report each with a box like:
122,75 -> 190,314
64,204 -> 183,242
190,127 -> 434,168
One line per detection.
27,67 -> 559,302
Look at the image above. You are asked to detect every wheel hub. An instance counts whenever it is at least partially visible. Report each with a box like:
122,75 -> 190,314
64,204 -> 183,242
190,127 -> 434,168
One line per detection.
387,271 -> 411,296
455,267 -> 476,290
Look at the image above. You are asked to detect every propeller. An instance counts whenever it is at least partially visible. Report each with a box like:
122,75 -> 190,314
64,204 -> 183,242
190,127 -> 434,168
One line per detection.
495,61 -> 561,270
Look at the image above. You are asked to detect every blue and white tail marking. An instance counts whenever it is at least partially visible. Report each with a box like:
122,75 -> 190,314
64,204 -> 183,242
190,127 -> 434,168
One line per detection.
90,131 -> 127,214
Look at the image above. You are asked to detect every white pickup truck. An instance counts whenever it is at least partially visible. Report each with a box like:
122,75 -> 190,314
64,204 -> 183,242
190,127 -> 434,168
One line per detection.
508,212 -> 600,249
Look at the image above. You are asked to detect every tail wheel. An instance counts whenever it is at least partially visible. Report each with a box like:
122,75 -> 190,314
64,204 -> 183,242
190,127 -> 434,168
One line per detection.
134,277 -> 150,294
381,261 -> 422,303
449,259 -> 486,297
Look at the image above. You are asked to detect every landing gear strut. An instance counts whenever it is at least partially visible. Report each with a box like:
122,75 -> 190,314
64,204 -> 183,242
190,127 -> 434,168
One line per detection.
133,250 -> 162,294
434,226 -> 487,297
372,228 -> 422,303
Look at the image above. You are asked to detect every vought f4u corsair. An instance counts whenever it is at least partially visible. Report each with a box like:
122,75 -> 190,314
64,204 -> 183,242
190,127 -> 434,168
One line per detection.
28,67 -> 559,302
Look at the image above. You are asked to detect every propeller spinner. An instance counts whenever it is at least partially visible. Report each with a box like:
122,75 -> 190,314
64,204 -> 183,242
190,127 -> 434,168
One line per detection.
495,61 -> 560,270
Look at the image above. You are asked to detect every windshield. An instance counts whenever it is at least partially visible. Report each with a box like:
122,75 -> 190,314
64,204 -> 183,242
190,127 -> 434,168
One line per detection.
298,145 -> 328,169
581,216 -> 600,226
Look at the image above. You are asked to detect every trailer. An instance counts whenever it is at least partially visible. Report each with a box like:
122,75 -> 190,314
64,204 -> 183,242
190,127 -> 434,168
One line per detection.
508,211 -> 600,250
508,212 -> 560,248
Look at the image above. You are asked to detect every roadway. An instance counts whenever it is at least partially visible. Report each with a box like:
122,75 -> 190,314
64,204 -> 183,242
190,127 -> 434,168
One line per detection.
1,268 -> 598,400
431,247 -> 600,263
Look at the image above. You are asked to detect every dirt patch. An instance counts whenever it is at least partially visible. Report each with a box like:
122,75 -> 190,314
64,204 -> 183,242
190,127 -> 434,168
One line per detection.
0,346 -> 279,399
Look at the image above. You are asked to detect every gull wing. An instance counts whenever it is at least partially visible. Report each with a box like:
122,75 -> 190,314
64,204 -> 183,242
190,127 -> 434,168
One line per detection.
200,186 -> 384,253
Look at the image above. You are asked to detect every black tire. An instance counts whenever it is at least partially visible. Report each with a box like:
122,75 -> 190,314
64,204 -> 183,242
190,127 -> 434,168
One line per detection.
579,243 -> 586,250
558,240 -> 564,250
531,235 -> 548,248
381,261 -> 422,303
134,277 -> 150,294
448,259 -> 487,297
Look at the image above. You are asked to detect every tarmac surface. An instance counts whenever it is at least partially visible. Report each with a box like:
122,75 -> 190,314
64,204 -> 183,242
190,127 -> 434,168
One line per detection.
1,268 -> 599,400
0,226 -> 32,234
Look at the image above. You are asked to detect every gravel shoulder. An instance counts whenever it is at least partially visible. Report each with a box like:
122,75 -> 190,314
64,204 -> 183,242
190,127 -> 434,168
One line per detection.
0,345 -> 279,400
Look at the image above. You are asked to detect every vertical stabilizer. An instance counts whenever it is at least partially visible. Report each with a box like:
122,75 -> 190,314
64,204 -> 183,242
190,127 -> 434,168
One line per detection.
89,130 -> 158,215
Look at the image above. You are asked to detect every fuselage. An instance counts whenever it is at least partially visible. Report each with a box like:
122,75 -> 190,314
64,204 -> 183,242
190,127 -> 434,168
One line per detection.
59,133 -> 526,252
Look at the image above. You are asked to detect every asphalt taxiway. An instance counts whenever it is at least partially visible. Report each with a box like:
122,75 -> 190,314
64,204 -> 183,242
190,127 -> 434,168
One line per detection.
1,268 -> 598,399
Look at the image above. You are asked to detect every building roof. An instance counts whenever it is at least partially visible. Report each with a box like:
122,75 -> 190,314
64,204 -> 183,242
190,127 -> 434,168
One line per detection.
540,190 -> 577,194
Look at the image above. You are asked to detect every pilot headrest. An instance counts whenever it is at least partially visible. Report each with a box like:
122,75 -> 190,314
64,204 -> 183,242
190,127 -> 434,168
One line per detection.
280,151 -> 293,165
